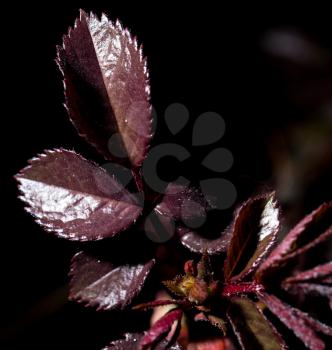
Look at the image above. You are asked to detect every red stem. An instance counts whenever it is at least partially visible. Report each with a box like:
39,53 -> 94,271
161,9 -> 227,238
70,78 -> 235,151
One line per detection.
221,282 -> 264,297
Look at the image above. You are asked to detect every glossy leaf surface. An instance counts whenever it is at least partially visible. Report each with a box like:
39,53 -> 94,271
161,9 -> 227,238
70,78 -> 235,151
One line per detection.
70,252 -> 155,310
179,226 -> 232,255
16,149 -> 142,240
57,10 -> 152,167
225,193 -> 280,281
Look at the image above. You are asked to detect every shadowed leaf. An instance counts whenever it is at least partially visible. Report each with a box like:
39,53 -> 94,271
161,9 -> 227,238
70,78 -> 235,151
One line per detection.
156,183 -> 209,221
140,308 -> 183,349
69,252 -> 155,310
282,262 -> 332,309
257,202 -> 332,278
57,10 -> 152,167
225,193 -> 280,281
227,296 -> 287,350
284,283 -> 332,308
260,293 -> 331,350
16,149 -> 142,241
103,332 -> 182,349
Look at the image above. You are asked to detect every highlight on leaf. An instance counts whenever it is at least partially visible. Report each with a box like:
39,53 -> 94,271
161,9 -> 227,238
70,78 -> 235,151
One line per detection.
257,201 -> 332,278
16,149 -> 143,241
179,226 -> 233,255
57,10 -> 152,167
14,7 -> 332,350
224,192 -> 280,282
69,252 -> 155,311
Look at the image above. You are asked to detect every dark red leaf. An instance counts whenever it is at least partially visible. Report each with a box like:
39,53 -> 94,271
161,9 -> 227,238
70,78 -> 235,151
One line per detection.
179,226 -> 232,255
283,283 -> 332,306
289,283 -> 332,294
284,262 -> 332,284
286,227 -> 332,260
139,308 -> 183,349
257,202 -> 332,278
16,149 -> 142,241
224,193 -> 280,281
227,296 -> 287,350
103,332 -> 182,349
292,308 -> 332,336
156,183 -> 209,221
144,206 -> 176,243
57,10 -> 152,167
69,252 -> 155,310
282,264 -> 332,308
259,293 -> 331,350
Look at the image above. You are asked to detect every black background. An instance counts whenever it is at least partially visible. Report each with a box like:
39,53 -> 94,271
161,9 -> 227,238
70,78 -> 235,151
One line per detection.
1,1 -> 332,349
